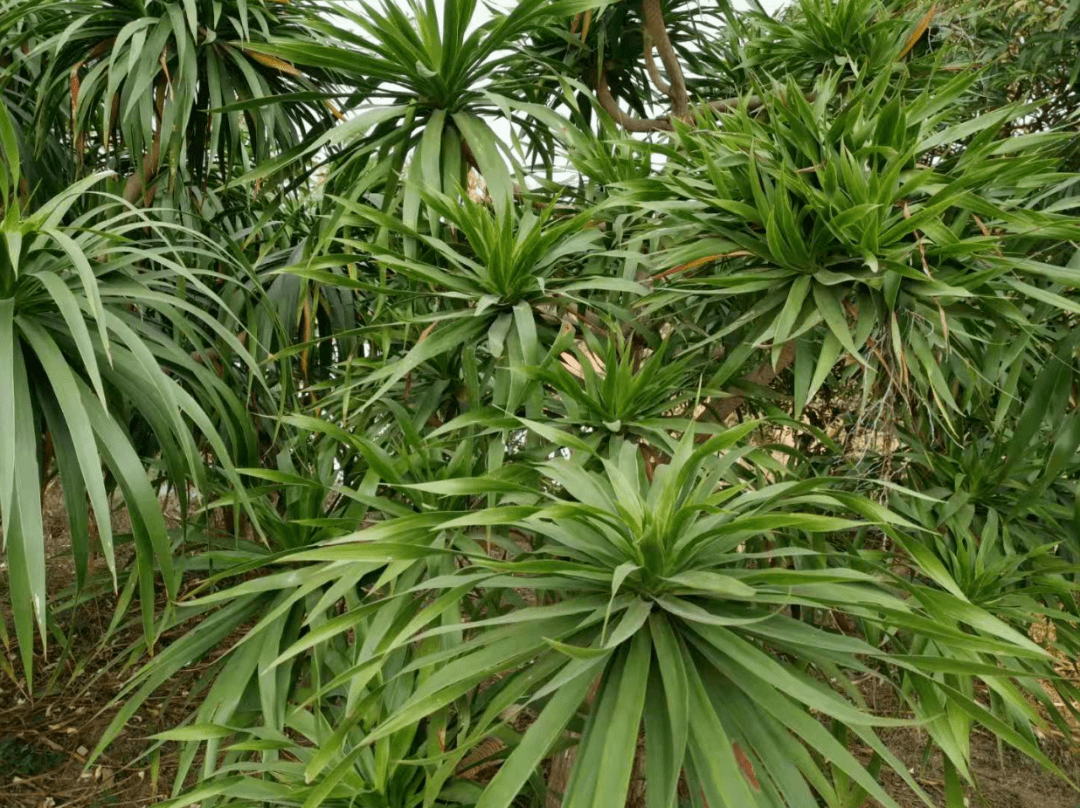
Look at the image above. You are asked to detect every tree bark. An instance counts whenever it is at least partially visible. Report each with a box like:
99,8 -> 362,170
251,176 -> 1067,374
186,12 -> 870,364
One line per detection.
641,0 -> 690,119
595,68 -> 674,132
122,137 -> 161,205
643,34 -> 671,96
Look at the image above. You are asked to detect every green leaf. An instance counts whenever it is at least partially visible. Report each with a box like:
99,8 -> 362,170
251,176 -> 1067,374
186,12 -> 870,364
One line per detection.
475,670 -> 595,808
154,723 -> 238,741
812,283 -> 866,364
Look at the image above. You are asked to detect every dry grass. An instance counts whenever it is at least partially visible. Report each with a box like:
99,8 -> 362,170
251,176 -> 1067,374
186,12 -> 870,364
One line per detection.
0,483 -> 200,808
0,588 -> 198,808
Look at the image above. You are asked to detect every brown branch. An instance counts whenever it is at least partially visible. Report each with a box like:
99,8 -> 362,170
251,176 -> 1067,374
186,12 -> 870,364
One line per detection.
122,134 -> 162,205
641,0 -> 689,118
595,68 -> 673,132
587,1 -> 820,135
642,33 -> 671,96
595,66 -> 816,134
708,90 -> 816,115
708,94 -> 763,114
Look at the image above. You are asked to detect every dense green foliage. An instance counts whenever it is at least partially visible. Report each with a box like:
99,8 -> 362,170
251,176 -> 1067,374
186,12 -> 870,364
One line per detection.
1,0 -> 1079,805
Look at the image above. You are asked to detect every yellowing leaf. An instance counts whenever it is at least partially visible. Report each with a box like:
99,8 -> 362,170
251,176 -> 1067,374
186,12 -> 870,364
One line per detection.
899,5 -> 936,60
244,49 -> 301,76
